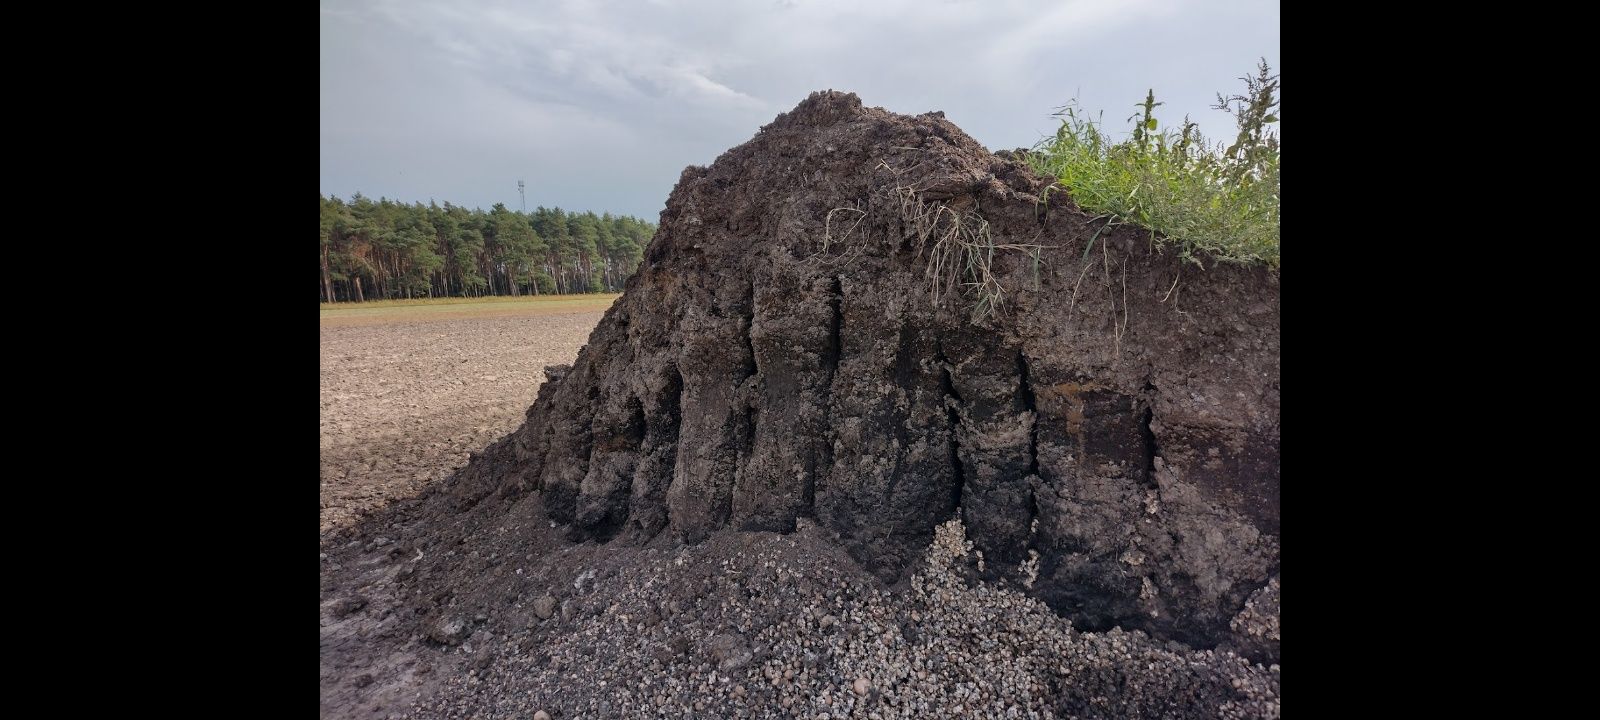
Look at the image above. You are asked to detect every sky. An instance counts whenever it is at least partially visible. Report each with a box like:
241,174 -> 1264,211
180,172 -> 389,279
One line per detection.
321,0 -> 1279,221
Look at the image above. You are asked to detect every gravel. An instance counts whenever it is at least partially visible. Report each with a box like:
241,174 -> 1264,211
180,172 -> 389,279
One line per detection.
397,518 -> 1279,719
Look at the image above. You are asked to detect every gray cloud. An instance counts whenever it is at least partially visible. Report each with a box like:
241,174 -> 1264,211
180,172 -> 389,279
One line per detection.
321,0 -> 1279,220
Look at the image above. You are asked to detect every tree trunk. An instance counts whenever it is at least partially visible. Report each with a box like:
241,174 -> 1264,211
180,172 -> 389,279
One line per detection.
322,246 -> 335,303
354,275 -> 365,303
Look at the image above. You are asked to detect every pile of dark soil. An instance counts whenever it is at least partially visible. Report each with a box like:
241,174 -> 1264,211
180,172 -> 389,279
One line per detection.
320,91 -> 1279,719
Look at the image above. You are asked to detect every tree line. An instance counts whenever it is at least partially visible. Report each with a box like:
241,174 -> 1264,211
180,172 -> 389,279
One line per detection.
320,193 -> 656,302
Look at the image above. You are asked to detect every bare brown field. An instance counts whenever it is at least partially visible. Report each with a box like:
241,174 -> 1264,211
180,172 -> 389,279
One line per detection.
318,294 -> 616,534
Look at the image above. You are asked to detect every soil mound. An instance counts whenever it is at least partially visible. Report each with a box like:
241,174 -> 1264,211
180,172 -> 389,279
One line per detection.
320,91 -> 1280,718
507,90 -> 1276,645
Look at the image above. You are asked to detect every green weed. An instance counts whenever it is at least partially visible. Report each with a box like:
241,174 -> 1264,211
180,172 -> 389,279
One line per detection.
1029,60 -> 1280,268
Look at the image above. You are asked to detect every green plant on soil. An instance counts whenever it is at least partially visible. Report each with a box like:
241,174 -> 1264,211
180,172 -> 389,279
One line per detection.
1029,59 -> 1280,268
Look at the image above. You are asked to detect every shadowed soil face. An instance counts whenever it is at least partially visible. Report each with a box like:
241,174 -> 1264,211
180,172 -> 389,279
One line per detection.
320,305 -> 610,534
488,91 -> 1278,648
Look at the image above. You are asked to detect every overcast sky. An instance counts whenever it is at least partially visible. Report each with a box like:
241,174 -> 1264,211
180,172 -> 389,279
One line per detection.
321,0 -> 1278,221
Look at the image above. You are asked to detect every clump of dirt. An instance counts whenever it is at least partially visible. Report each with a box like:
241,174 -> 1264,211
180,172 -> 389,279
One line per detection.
321,91 -> 1280,718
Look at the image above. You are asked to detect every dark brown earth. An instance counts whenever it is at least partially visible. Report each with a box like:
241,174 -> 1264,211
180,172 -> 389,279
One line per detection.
320,92 -> 1280,719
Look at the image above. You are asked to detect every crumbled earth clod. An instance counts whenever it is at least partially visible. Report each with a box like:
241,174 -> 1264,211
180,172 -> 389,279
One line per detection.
532,595 -> 557,621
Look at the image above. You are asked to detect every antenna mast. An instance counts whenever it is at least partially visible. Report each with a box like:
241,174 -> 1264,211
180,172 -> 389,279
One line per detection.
517,179 -> 526,212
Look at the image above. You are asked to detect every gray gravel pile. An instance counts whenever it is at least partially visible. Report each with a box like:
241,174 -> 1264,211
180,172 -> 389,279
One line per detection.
404,518 -> 1279,719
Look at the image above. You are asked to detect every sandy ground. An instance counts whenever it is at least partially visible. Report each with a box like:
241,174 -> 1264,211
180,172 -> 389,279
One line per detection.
319,296 -> 614,534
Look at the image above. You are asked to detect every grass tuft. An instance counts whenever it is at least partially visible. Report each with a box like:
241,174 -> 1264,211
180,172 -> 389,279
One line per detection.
1029,60 -> 1280,268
